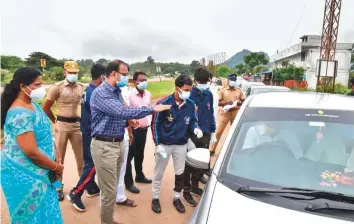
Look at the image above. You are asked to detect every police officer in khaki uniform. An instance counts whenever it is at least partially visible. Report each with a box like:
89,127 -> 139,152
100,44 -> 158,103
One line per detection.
209,74 -> 245,155
43,61 -> 84,201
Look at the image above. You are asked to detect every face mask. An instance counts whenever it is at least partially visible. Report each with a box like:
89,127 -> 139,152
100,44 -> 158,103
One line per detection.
196,83 -> 209,91
178,89 -> 191,100
25,86 -> 46,101
137,81 -> 148,90
67,74 -> 78,83
116,74 -> 129,88
229,81 -> 237,88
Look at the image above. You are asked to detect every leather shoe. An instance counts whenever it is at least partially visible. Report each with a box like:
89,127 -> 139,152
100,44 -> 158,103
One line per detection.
126,185 -> 140,194
57,189 -> 65,201
173,198 -> 185,213
152,199 -> 161,213
199,176 -> 208,185
135,177 -> 152,184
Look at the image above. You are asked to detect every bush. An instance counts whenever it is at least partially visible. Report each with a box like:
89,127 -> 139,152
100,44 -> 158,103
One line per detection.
48,67 -> 64,81
334,83 -> 350,95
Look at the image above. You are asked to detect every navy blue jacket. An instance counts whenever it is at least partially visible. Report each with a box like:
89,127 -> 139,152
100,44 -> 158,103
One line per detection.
190,87 -> 216,134
151,94 -> 199,146
81,83 -> 97,135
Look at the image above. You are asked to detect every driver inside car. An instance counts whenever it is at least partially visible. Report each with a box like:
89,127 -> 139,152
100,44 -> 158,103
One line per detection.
242,123 -> 303,159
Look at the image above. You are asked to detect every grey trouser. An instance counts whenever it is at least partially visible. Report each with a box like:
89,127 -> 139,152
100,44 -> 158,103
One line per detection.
91,139 -> 125,224
152,144 -> 187,199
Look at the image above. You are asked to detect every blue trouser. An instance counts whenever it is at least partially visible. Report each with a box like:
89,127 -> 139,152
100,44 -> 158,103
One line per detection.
72,132 -> 99,196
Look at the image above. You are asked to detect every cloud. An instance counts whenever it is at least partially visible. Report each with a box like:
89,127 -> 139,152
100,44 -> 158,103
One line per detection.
80,18 -> 209,62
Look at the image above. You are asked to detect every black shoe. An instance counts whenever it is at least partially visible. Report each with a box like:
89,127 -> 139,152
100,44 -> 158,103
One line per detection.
126,185 -> 140,194
86,188 -> 100,198
199,176 -> 208,185
183,192 -> 197,207
152,199 -> 161,213
173,198 -> 185,213
135,176 -> 152,184
57,189 -> 65,201
191,188 -> 203,198
67,191 -> 86,212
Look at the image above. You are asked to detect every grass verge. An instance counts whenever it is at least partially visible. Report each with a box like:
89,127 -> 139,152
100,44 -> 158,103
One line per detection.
147,80 -> 175,99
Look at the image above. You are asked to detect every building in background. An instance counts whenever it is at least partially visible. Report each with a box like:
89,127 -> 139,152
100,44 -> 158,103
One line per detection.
270,35 -> 352,89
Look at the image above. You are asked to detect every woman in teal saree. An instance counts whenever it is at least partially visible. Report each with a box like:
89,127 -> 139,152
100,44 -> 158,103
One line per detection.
1,67 -> 64,224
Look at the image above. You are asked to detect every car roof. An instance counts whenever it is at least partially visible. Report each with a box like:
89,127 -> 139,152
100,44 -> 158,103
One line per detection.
250,86 -> 290,90
247,91 -> 354,111
244,82 -> 264,85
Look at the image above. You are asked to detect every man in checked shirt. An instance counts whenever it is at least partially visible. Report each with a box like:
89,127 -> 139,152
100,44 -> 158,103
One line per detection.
90,60 -> 171,224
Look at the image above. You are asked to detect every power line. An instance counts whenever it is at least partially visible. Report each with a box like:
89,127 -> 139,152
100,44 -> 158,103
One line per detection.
286,4 -> 307,48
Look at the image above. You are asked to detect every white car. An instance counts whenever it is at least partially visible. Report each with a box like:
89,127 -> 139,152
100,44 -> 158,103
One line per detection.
188,92 -> 354,224
245,85 -> 291,97
240,81 -> 265,93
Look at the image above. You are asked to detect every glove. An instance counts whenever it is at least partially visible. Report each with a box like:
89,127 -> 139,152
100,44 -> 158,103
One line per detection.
156,145 -> 167,159
210,133 -> 217,145
194,128 -> 203,139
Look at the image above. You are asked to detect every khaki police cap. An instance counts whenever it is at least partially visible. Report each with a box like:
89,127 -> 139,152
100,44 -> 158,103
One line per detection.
64,61 -> 79,73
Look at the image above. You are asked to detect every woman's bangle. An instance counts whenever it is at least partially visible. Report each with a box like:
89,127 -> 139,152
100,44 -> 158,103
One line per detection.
52,163 -> 58,171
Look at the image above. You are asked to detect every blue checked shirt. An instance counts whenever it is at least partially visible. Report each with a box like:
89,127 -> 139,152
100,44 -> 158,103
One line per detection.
90,81 -> 154,139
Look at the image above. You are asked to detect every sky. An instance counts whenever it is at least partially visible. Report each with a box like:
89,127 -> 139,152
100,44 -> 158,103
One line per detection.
1,0 -> 353,64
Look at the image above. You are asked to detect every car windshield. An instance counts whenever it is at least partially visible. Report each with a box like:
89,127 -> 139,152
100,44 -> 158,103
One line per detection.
221,107 -> 354,196
253,88 -> 289,95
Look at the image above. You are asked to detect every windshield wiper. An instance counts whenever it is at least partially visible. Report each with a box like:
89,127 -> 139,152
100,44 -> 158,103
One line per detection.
236,186 -> 354,204
305,203 -> 354,212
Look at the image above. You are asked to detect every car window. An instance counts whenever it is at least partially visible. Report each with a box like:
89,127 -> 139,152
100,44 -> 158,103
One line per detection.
221,107 -> 354,197
246,88 -> 252,97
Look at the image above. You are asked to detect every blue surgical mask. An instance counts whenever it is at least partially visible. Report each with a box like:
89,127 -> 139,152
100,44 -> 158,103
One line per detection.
179,89 -> 191,100
67,74 -> 78,83
137,81 -> 148,90
196,83 -> 208,91
116,75 -> 129,88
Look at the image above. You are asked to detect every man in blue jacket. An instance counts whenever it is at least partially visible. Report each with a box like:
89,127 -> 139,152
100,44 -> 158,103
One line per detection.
183,68 -> 216,207
67,63 -> 105,212
151,74 -> 203,214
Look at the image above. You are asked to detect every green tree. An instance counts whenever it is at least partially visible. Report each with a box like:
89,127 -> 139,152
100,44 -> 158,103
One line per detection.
147,56 -> 155,64
25,52 -> 61,69
253,65 -> 269,75
48,67 -> 64,81
234,64 -> 249,75
96,58 -> 109,66
189,60 -> 203,73
244,52 -> 269,72
216,65 -> 230,77
1,55 -> 24,70
273,64 -> 304,82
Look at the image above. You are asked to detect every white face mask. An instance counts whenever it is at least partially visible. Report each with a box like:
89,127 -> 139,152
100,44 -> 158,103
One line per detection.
178,89 -> 191,100
25,86 -> 46,101
67,74 -> 78,83
229,81 -> 237,88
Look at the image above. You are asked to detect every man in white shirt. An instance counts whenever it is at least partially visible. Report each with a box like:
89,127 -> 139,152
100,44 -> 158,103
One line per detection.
242,123 -> 303,159
115,85 -> 137,207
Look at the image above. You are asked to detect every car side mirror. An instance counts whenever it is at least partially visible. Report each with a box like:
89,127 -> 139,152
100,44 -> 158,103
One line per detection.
186,148 -> 210,170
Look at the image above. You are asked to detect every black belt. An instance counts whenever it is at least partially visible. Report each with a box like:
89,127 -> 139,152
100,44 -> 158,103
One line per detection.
94,136 -> 123,143
57,116 -> 80,123
134,126 -> 150,131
